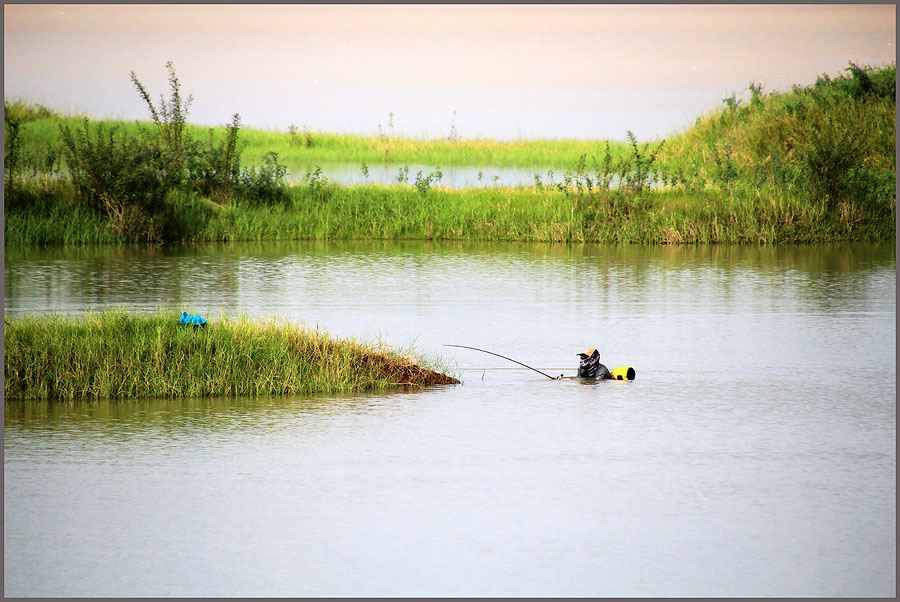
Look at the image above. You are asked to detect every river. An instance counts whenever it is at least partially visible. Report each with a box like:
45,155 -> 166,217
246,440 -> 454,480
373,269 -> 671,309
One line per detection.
3,241 -> 895,596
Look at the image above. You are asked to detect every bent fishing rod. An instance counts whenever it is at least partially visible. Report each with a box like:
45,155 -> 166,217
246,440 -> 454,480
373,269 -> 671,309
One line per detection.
444,344 -> 559,380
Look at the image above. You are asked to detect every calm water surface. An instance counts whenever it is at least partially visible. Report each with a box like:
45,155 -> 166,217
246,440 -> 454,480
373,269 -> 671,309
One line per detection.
4,241 -> 895,597
282,162 -> 555,188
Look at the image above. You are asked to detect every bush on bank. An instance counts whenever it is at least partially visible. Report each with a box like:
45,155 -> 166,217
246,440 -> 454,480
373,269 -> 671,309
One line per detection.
4,62 -> 895,246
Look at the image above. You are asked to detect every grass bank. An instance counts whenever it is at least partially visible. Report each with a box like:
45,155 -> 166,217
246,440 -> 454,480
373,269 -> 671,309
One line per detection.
656,62 -> 895,208
238,129 -> 628,168
4,105 -> 628,171
4,61 -> 895,246
7,175 -> 891,245
4,309 -> 458,401
186,182 -> 892,244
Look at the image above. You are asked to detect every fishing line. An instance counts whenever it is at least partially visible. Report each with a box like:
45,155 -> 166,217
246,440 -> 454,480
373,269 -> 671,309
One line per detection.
444,344 -> 558,380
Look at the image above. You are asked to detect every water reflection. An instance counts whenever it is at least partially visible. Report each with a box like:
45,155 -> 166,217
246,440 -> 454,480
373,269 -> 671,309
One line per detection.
4,391 -> 395,426
3,390 -> 417,439
5,241 -> 894,321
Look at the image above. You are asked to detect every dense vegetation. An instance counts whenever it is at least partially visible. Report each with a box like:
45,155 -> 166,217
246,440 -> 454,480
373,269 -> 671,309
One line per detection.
4,309 -> 458,401
656,63 -> 895,235
4,61 -> 895,245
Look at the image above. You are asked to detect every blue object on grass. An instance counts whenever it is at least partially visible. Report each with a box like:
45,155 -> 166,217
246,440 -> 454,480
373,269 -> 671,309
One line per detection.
180,311 -> 207,327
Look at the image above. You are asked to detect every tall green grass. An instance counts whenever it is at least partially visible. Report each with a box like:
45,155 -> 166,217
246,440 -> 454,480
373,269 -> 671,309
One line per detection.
657,62 -> 895,214
3,178 -> 120,245
175,181 -> 892,244
5,176 -> 893,245
238,128 -> 632,168
8,110 -> 630,171
4,179 -> 219,245
5,61 -> 894,246
5,63 -> 282,243
4,309 -> 458,401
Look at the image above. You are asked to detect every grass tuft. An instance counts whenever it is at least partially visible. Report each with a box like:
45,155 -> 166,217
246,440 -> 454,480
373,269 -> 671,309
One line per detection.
4,309 -> 458,401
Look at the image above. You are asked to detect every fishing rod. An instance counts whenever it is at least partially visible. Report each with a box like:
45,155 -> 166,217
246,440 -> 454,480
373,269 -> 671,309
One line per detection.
444,344 -> 559,380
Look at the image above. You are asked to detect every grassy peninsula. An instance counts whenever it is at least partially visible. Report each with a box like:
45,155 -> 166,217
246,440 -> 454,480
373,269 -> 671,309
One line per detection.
4,61 -> 895,245
4,310 -> 458,401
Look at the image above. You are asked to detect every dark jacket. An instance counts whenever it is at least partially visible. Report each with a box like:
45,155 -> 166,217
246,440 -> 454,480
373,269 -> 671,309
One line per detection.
577,348 -> 611,379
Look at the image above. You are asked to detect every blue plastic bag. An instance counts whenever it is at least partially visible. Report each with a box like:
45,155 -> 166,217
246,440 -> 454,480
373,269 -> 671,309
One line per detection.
180,311 -> 207,327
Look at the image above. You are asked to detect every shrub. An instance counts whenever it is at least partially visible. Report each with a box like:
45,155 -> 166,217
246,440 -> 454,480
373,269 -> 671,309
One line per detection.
188,114 -> 242,203
131,63 -> 244,204
237,151 -> 289,204
414,168 -> 443,195
58,120 -> 174,241
129,61 -> 193,168
2,100 -> 47,194
797,114 -> 866,209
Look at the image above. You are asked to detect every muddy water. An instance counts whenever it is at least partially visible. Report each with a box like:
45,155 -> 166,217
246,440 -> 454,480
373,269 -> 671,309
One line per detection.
4,241 -> 895,596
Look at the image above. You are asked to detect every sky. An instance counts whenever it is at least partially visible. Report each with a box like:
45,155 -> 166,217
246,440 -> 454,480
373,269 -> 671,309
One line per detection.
3,4 -> 896,141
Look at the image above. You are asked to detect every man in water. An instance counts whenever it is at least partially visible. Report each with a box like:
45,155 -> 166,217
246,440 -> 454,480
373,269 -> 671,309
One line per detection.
576,347 -> 612,379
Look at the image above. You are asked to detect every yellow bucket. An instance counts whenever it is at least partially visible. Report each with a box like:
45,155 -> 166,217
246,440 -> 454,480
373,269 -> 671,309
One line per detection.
611,366 -> 636,381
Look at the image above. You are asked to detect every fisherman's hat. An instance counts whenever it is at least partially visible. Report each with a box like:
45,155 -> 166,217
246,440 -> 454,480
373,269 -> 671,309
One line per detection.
577,347 -> 596,358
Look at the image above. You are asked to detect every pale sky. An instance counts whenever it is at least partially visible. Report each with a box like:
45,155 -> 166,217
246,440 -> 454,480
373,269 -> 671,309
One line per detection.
3,4 -> 896,140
